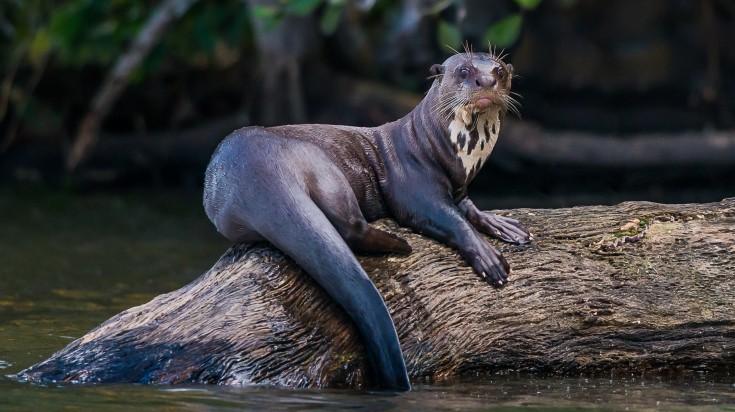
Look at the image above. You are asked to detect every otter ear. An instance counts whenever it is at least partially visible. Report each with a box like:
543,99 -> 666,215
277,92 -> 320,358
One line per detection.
505,63 -> 514,88
430,64 -> 445,76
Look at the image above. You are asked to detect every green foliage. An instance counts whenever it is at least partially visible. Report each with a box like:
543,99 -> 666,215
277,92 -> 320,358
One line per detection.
0,0 -> 544,145
319,3 -> 343,35
48,1 -> 146,66
1,0 -> 252,72
246,0 -> 542,52
251,0 -> 347,36
0,0 -> 542,75
483,13 -> 522,48
287,0 -> 322,16
515,0 -> 542,10
0,0 -> 253,141
28,28 -> 52,67
252,5 -> 280,30
437,20 -> 462,50
2,0 -> 50,68
481,0 -> 542,49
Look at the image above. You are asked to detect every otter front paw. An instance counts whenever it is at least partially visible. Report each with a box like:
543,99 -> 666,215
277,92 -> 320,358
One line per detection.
467,242 -> 510,286
475,212 -> 532,245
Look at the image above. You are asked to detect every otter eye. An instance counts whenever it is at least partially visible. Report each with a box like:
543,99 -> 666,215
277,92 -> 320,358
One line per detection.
496,67 -> 505,79
459,67 -> 470,79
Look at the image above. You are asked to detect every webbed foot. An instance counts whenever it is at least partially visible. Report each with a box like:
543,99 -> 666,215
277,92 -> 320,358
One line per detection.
463,236 -> 511,287
459,198 -> 532,245
474,212 -> 532,245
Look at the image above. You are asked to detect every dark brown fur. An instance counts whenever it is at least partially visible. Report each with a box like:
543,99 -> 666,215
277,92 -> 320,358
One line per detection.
203,51 -> 530,391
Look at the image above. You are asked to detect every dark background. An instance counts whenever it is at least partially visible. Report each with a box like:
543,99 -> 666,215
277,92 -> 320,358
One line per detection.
1,0 -> 733,208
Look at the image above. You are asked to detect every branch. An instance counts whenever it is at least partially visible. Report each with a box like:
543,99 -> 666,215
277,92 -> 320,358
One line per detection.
499,120 -> 735,167
65,0 -> 200,172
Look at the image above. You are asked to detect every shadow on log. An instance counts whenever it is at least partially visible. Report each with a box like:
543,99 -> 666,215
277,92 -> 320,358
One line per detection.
17,199 -> 735,388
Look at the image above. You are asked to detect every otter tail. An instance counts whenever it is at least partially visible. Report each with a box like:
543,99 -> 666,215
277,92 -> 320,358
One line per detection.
248,191 -> 410,390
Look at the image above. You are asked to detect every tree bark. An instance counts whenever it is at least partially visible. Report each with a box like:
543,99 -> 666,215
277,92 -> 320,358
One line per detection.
18,198 -> 735,388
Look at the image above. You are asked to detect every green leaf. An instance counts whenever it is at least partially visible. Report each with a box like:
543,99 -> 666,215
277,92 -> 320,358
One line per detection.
252,5 -> 281,30
252,5 -> 278,19
514,0 -> 542,10
28,28 -> 52,67
483,13 -> 522,48
49,2 -> 86,53
287,0 -> 322,16
320,4 -> 342,35
437,20 -> 462,51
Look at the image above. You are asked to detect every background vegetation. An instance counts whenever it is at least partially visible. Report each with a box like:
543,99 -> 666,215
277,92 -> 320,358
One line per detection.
1,0 -> 733,205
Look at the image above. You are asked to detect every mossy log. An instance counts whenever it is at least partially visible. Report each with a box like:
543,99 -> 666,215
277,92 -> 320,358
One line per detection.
18,199 -> 735,388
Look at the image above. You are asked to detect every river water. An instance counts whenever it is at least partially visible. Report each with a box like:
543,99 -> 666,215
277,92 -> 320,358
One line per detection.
1,188 -> 733,410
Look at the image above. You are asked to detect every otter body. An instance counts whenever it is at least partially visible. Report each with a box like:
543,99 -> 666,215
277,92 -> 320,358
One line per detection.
203,51 -> 531,391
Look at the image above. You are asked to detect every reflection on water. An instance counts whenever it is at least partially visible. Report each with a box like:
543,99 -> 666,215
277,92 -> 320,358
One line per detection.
1,375 -> 734,411
0,189 -> 733,410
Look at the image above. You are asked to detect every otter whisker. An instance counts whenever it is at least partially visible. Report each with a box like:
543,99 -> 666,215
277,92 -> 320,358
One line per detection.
432,91 -> 470,112
431,100 -> 463,122
488,45 -> 509,65
463,42 -> 475,62
507,105 -> 521,118
433,101 -> 468,124
431,95 -> 462,112
438,95 -> 470,123
501,95 -> 522,118
438,96 -> 470,113
445,44 -> 462,56
488,44 -> 501,61
504,94 -> 521,107
432,102 -> 459,117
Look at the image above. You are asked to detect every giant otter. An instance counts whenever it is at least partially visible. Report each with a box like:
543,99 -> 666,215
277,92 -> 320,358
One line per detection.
203,49 -> 532,391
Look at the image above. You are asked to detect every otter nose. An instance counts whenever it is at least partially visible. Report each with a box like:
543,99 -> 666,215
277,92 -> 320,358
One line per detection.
475,75 -> 497,88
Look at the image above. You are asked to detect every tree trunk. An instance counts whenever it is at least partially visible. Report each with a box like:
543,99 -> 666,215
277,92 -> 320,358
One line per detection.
17,198 -> 735,388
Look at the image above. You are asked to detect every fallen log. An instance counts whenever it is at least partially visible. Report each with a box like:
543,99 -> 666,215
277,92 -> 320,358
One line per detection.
17,198 -> 735,388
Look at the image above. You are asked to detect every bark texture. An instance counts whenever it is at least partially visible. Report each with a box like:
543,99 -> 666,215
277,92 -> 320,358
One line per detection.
18,199 -> 735,388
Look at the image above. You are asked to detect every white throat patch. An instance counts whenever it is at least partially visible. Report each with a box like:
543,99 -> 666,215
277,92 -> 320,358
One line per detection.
448,106 -> 501,180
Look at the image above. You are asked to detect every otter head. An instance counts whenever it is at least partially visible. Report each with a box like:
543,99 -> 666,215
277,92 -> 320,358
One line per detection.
428,50 -> 517,180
